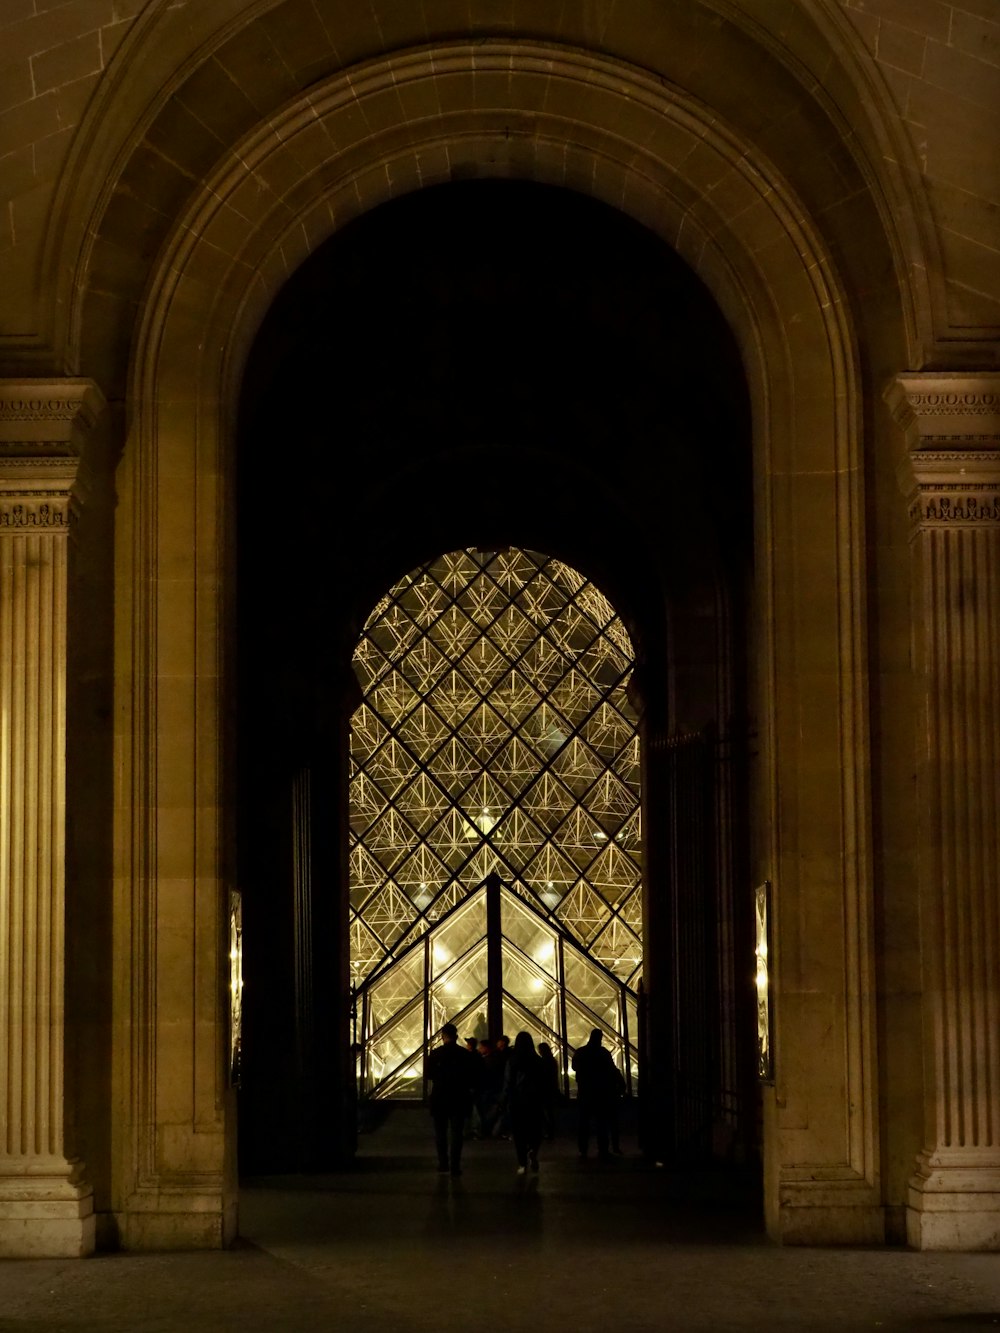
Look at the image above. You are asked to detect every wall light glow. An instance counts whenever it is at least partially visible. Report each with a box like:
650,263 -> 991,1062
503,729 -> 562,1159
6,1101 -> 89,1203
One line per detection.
755,880 -> 773,1082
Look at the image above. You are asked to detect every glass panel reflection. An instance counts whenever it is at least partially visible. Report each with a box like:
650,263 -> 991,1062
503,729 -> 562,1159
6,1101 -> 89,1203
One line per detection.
563,947 -> 619,1026
366,1000 -> 425,1088
502,894 -> 557,977
501,950 -> 558,1026
433,943 -> 488,1010
432,896 -> 487,976
368,951 -> 425,1030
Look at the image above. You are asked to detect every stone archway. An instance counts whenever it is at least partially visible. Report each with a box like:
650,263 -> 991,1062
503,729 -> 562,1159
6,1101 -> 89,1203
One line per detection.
232,173 -> 753,1177
107,39 -> 878,1249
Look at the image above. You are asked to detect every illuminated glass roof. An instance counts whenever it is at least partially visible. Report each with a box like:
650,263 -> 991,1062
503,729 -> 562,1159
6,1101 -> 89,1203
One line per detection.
350,547 -> 642,1095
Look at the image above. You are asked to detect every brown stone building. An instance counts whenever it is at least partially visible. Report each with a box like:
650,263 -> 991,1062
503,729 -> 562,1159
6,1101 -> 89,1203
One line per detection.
0,0 -> 998,1258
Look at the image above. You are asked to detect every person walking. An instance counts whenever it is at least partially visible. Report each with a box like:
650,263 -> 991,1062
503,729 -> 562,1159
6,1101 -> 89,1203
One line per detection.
607,1058 -> 627,1154
490,1034 -> 512,1139
426,1022 -> 480,1176
474,1037 -> 497,1138
501,1031 -> 546,1175
571,1028 -> 620,1160
537,1041 -> 562,1140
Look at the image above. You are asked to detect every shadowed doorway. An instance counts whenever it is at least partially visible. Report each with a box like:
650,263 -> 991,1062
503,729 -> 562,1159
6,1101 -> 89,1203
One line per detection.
235,178 -> 756,1192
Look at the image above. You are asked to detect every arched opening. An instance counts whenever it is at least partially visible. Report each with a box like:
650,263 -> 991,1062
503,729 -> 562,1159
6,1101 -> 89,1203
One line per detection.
235,177 -> 756,1188
350,546 -> 642,1102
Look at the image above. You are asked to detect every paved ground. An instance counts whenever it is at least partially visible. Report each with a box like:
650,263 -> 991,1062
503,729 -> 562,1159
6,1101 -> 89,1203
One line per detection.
2,1109 -> 1000,1331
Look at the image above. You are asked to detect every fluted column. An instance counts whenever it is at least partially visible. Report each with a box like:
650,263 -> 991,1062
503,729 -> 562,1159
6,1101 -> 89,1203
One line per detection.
887,373 -> 1000,1250
0,381 -> 104,1257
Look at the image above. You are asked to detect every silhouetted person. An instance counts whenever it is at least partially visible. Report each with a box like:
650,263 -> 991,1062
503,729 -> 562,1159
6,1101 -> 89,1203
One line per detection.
488,1034 -> 512,1138
463,1037 -> 479,1135
474,1037 -> 497,1137
426,1022 -> 480,1175
571,1028 -> 620,1160
501,1031 -> 546,1174
607,1059 -> 627,1154
537,1041 -> 562,1140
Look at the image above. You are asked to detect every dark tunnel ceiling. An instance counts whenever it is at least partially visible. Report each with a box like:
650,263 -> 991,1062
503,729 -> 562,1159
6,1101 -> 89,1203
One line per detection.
239,178 -> 752,635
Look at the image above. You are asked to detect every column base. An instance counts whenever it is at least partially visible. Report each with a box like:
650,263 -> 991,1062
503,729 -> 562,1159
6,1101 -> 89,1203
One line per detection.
907,1150 -> 1000,1250
0,1158 -> 95,1257
119,1186 -> 238,1251
767,1175 -> 885,1245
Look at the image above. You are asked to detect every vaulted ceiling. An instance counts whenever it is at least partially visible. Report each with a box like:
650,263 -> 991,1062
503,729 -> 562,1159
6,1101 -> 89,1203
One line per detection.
1,0 -> 997,390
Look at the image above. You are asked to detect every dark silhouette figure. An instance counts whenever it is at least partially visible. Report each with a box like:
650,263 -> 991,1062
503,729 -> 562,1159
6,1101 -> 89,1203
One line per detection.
571,1028 -> 621,1160
463,1037 -> 479,1136
607,1058 -> 627,1154
474,1037 -> 497,1137
488,1034 -> 512,1138
537,1041 -> 562,1139
426,1022 -> 480,1175
501,1031 -> 546,1174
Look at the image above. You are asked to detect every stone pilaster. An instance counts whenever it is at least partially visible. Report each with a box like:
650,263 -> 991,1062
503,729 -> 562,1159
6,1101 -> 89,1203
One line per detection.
887,373 -> 1000,1250
0,381 -> 104,1257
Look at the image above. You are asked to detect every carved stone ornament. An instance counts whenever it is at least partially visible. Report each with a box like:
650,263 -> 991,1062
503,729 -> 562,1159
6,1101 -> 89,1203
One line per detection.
0,397 -> 81,422
0,381 -> 105,525
886,374 -> 1000,532
885,373 -> 1000,446
0,501 -> 68,528
0,379 -> 104,453
902,452 -> 1000,530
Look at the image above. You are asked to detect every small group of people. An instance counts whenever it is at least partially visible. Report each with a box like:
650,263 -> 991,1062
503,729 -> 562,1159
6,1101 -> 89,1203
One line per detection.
460,1032 -> 561,1144
426,1023 -> 625,1177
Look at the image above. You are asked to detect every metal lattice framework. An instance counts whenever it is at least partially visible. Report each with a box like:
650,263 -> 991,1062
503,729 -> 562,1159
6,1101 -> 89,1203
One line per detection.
350,547 -> 642,1083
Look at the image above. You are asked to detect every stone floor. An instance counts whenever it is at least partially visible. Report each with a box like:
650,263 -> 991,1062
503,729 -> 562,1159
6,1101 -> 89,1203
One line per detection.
2,1109 -> 1000,1331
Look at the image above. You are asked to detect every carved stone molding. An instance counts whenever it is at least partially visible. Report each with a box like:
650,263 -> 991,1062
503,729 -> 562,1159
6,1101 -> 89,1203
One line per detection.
0,501 -> 69,528
0,380 -> 104,453
0,397 -> 81,422
885,373 -> 1000,448
899,451 -> 1000,531
887,375 -> 1000,534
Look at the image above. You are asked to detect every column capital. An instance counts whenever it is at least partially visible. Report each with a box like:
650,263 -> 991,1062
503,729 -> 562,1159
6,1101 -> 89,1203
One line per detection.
0,378 -> 106,454
0,379 -> 107,527
886,375 -> 1000,532
899,450 -> 1000,531
884,372 -> 1000,451
901,447 -> 1000,530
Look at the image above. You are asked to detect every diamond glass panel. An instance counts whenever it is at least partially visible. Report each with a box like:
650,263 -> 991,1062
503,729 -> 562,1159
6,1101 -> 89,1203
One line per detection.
434,944 -> 489,1014
367,1002 -> 425,1085
503,950 -> 559,1025
369,951 -> 427,1030
431,894 -> 487,973
502,894 -> 558,978
351,548 -> 641,1097
563,946 -> 620,1026
591,916 -> 643,985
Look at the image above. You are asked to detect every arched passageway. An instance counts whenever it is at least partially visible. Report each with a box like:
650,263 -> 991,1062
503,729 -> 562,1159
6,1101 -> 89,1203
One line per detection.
6,0 -> 998,1264
101,39 -> 882,1250
235,179 -> 756,1186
